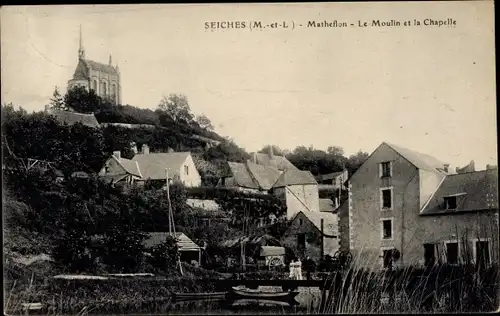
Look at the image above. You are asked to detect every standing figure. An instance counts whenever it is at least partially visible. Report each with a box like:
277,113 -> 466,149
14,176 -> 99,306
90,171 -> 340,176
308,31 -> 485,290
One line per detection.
289,259 -> 296,279
295,258 -> 303,280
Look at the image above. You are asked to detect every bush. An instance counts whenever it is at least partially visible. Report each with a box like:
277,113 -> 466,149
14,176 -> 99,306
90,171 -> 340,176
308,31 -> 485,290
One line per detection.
150,235 -> 179,271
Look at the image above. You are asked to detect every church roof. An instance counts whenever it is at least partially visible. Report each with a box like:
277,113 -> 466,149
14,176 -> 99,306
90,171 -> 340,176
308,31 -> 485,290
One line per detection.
71,58 -> 118,81
84,59 -> 118,74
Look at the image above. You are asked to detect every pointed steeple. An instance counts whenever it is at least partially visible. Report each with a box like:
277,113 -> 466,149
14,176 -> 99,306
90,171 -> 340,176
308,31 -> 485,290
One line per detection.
78,25 -> 85,60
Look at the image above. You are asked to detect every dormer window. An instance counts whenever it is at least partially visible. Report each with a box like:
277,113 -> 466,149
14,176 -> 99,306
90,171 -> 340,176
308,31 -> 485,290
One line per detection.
380,161 -> 392,178
444,196 -> 457,210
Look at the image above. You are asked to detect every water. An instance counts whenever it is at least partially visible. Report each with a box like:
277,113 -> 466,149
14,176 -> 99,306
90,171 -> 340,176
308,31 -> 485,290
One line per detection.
164,287 -> 322,315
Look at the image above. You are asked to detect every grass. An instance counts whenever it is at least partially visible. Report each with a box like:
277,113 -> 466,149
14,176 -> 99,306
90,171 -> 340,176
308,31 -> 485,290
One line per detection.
319,258 -> 499,313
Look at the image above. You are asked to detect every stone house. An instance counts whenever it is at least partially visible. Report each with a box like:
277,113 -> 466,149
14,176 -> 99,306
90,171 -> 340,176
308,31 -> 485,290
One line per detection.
99,151 -> 142,185
343,142 -> 499,269
132,144 -> 201,188
272,168 -> 320,219
281,210 -> 339,262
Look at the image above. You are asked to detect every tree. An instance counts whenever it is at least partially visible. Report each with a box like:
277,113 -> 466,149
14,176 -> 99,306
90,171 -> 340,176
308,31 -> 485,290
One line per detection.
48,86 -> 66,111
157,94 -> 194,123
327,146 -> 345,157
259,145 -> 285,156
195,114 -> 214,131
64,86 -> 105,113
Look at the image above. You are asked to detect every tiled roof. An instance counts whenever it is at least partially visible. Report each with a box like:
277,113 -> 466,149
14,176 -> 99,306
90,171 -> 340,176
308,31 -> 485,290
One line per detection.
273,169 -> 317,188
72,60 -> 89,80
226,161 -> 281,190
385,142 -> 450,173
421,169 -> 498,215
84,59 -> 118,74
299,210 -> 338,236
246,162 -> 282,190
53,110 -> 100,128
117,157 -> 142,178
143,232 -> 200,251
249,153 -> 298,171
132,152 -> 190,181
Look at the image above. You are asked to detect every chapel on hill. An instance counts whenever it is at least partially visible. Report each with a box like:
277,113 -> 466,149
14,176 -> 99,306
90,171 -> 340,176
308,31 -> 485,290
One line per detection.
67,26 -> 122,105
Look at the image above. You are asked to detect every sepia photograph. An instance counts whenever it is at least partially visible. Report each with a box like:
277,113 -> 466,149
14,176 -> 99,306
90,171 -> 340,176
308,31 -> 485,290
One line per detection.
1,2 -> 498,315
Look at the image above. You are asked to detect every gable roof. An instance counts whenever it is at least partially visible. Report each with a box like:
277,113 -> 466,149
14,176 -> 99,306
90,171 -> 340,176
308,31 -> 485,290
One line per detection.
143,232 -> 200,251
273,169 -> 317,188
226,161 -> 281,190
132,152 -> 190,181
421,169 -> 498,215
294,210 -> 338,236
385,142 -> 449,173
249,153 -> 298,171
109,155 -> 142,178
53,110 -> 100,128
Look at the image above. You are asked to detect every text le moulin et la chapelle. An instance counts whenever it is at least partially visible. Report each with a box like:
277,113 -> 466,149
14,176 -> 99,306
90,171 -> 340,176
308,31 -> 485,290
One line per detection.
204,18 -> 457,30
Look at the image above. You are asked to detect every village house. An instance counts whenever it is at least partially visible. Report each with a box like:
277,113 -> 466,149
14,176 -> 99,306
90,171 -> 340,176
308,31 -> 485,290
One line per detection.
248,148 -> 298,173
272,168 -> 320,219
282,210 -> 339,262
131,144 -> 201,188
216,160 -> 282,194
98,151 -> 142,185
342,142 -> 499,269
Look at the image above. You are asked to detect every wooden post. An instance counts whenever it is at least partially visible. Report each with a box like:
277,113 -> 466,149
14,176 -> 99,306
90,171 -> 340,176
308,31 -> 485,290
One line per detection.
321,218 -> 324,260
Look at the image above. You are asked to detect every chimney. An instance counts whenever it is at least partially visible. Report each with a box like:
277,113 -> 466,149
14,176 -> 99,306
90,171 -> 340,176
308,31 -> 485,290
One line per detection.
142,144 -> 150,155
268,146 -> 274,158
443,164 -> 450,173
253,152 -> 257,164
44,104 -> 50,113
109,54 -> 112,65
113,150 -> 121,160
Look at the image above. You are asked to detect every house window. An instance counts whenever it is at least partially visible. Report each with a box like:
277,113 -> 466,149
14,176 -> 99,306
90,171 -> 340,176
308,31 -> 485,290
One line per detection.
444,196 -> 457,210
299,218 -> 303,225
423,243 -> 437,266
445,241 -> 459,264
475,240 -> 490,267
92,80 -> 97,91
381,219 -> 393,240
184,165 -> 189,175
380,161 -> 392,178
380,188 -> 393,209
297,233 -> 306,248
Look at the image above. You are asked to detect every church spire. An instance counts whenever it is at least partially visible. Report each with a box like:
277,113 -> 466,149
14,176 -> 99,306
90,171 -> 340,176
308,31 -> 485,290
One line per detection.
78,25 -> 85,60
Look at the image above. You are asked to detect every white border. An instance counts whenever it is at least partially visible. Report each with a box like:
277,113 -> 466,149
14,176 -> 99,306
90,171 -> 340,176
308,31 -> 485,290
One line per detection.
380,217 -> 394,240
380,186 -> 394,210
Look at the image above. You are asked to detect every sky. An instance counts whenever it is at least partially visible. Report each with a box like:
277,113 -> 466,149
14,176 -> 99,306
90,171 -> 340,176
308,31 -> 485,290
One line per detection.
1,2 -> 497,170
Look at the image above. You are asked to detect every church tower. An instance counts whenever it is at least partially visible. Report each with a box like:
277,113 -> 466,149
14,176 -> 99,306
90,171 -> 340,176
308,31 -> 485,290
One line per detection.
67,25 -> 122,105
